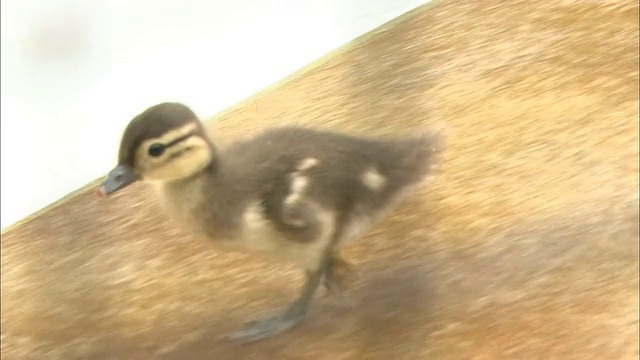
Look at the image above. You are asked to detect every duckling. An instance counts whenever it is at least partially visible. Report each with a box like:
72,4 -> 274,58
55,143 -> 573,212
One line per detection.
98,102 -> 444,342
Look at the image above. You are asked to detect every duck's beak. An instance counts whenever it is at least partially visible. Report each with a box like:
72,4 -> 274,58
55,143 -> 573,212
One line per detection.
97,164 -> 140,198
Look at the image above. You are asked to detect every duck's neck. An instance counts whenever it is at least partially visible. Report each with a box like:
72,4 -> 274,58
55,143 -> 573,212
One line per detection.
156,151 -> 242,239
160,149 -> 222,201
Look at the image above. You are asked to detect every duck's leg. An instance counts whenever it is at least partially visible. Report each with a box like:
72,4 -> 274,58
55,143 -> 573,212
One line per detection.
227,264 -> 326,343
323,253 -> 355,297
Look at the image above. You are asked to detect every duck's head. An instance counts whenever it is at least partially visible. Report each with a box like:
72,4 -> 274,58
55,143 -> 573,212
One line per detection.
98,102 -> 214,197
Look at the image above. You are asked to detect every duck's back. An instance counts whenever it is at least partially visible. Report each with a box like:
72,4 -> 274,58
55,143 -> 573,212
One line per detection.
221,126 -> 442,222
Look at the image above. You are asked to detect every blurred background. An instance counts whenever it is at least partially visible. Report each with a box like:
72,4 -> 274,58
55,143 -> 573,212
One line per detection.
0,0 -> 430,230
2,1 -> 638,359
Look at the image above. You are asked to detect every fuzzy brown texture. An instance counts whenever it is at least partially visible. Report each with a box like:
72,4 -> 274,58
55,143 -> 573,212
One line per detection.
2,0 -> 638,359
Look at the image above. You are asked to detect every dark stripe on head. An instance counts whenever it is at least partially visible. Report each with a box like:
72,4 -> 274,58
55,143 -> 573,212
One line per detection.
118,102 -> 200,166
166,131 -> 198,148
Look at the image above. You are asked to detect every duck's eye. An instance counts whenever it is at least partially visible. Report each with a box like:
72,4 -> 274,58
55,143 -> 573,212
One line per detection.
148,143 -> 166,157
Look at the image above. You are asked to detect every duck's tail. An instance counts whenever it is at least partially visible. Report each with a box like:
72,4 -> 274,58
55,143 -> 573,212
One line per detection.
396,123 -> 451,184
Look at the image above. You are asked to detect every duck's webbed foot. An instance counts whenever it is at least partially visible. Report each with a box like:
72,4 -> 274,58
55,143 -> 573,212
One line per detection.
227,267 -> 324,343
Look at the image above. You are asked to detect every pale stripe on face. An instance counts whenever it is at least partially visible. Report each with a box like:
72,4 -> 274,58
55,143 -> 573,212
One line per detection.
134,123 -> 213,182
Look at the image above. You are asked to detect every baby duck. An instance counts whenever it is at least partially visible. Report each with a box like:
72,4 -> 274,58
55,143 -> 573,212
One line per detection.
99,102 -> 444,342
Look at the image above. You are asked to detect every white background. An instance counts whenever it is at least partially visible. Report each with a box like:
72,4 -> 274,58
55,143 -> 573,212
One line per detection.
0,0 -> 430,230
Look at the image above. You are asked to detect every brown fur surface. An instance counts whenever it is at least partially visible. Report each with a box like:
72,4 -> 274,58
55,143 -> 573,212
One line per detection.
2,0 -> 638,359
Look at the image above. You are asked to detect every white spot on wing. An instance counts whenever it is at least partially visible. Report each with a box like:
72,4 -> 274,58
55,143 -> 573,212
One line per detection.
285,174 -> 308,207
297,157 -> 319,171
291,175 -> 308,193
361,167 -> 387,191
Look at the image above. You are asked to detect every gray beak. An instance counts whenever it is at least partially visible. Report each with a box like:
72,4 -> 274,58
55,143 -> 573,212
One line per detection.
97,164 -> 140,197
